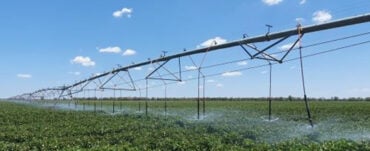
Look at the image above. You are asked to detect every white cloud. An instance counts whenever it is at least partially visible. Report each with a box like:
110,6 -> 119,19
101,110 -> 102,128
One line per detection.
177,81 -> 186,85
279,43 -> 298,51
69,72 -> 81,76
237,61 -> 248,66
133,67 -> 142,71
123,49 -> 136,56
299,0 -> 306,5
295,18 -> 305,23
148,67 -> 154,71
113,8 -> 133,18
99,46 -> 122,53
216,83 -> 224,87
360,88 -> 370,92
261,70 -> 268,74
312,10 -> 332,24
17,74 -> 32,79
198,37 -> 227,48
221,71 -> 242,77
207,79 -> 216,83
290,66 -> 296,70
185,65 -> 198,70
71,56 -> 96,67
351,88 -> 370,93
262,0 -> 283,6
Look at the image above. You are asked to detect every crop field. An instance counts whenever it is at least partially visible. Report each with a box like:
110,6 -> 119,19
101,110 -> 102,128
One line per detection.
0,100 -> 369,150
3,0 -> 370,150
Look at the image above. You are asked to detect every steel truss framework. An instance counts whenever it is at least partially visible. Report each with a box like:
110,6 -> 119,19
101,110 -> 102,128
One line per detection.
10,13 -> 370,126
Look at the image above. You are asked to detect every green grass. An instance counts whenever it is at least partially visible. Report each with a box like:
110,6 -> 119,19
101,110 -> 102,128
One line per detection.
0,100 -> 369,150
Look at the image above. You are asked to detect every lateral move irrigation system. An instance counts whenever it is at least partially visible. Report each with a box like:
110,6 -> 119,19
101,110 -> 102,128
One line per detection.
10,13 -> 370,126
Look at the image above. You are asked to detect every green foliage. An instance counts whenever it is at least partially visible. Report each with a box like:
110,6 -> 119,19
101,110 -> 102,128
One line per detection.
0,101 -> 369,150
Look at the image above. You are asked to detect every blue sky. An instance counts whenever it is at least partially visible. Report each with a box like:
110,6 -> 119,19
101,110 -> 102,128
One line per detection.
1,0 -> 370,98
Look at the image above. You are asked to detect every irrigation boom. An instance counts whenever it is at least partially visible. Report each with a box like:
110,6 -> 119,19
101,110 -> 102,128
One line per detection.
65,13 -> 370,90
10,13 -> 370,125
11,13 -> 370,100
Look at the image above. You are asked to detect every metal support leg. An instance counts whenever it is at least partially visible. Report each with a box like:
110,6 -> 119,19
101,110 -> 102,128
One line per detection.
100,99 -> 103,111
138,88 -> 142,112
164,100 -> 167,116
69,90 -> 73,110
113,90 -> 115,113
268,63 -> 272,121
100,91 -> 103,111
94,102 -> 96,113
139,101 -> 141,112
197,68 -> 200,120
164,85 -> 167,116
119,90 -> 122,111
145,79 -> 148,116
299,47 -> 314,127
202,75 -> 206,117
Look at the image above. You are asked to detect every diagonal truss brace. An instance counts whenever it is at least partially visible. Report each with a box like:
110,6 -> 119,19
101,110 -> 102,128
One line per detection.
99,70 -> 136,91
239,30 -> 304,63
252,36 -> 290,59
146,58 -> 182,82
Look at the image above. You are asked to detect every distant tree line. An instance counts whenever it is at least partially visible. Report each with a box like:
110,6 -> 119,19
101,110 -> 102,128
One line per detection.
68,96 -> 370,101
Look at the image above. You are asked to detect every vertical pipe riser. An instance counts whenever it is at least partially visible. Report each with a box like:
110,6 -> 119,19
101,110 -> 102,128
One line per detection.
299,48 -> 314,127
197,69 -> 200,120
268,64 -> 272,121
